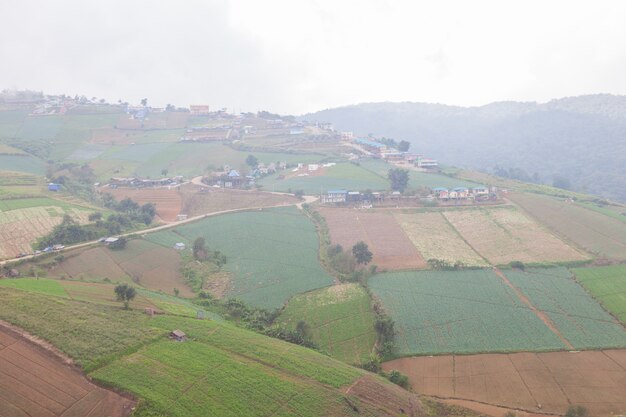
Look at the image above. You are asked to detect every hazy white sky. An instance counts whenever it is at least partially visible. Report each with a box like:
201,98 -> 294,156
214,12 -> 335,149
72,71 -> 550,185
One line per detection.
2,0 -> 626,114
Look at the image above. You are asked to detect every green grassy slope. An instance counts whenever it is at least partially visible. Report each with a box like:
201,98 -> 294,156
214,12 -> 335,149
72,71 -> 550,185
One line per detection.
572,264 -> 626,323
276,284 -> 377,364
0,286 -> 442,417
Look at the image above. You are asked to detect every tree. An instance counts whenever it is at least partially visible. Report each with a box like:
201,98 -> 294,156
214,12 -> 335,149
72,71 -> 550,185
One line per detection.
165,104 -> 175,111
388,168 -> 409,192
387,370 -> 409,389
114,284 -> 136,309
295,320 -> 311,340
193,237 -> 207,260
161,168 -> 168,177
565,406 -> 588,417
88,212 -> 103,222
140,98 -> 148,107
398,140 -> 410,152
245,154 -> 258,167
352,241 -> 373,265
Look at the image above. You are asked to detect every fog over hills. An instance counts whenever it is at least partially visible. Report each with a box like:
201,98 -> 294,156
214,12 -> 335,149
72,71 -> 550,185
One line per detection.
305,94 -> 626,202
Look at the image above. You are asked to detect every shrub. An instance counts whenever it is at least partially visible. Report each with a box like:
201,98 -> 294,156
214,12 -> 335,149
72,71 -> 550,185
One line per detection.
387,370 -> 409,389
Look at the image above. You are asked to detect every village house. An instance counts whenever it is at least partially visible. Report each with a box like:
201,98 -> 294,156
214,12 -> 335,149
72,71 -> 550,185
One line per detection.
355,138 -> 387,154
189,105 -> 210,115
416,157 -> 439,169
322,190 -> 347,204
341,131 -> 354,141
170,329 -> 187,342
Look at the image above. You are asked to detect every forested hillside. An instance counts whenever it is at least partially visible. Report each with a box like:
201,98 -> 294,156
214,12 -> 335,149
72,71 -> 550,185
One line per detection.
305,94 -> 626,201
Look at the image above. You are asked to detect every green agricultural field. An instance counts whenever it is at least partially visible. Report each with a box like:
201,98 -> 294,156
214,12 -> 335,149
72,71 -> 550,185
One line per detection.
571,265 -> 626,324
0,287 -> 162,371
147,207 -> 334,309
259,162 -> 390,194
0,154 -> 46,175
0,278 -> 68,297
0,197 -> 91,212
16,115 -> 64,140
0,110 -> 28,138
501,267 -> 626,349
369,269 -> 567,355
276,284 -> 377,364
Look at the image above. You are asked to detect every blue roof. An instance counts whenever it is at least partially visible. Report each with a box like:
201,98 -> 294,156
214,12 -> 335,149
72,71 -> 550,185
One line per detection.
355,138 -> 385,148
432,187 -> 448,191
228,170 -> 241,177
453,187 -> 469,191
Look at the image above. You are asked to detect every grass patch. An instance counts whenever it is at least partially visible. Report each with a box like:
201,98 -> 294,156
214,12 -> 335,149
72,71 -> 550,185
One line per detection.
0,278 -> 68,297
276,284 -> 377,364
571,264 -> 626,324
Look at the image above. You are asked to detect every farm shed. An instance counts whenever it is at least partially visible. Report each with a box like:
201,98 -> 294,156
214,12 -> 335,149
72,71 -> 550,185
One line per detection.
48,183 -> 60,191
174,242 -> 186,250
170,329 -> 187,342
432,187 -> 449,199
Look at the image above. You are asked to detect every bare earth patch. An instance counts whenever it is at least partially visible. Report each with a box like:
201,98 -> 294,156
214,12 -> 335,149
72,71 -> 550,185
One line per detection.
319,208 -> 427,270
384,350 -> 626,417
0,323 -> 134,417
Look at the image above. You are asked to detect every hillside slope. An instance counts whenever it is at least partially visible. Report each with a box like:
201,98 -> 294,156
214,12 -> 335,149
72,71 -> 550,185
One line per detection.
304,95 -> 626,201
0,286 -> 475,417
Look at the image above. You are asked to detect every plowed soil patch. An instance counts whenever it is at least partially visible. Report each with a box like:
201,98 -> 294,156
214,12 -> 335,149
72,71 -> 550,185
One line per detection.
319,208 -> 427,270
384,350 -> 626,417
0,326 -> 133,417
105,187 -> 182,222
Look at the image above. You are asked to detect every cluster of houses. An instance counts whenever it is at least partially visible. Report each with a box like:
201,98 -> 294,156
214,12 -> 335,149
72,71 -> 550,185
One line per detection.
108,176 -> 184,189
206,161 -> 288,188
321,185 -> 496,205
346,135 -> 439,169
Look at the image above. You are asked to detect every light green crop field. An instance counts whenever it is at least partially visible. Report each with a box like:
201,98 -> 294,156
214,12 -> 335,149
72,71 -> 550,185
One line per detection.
276,284 -> 377,364
369,269 -> 567,355
147,207 -> 334,309
0,197 -> 91,212
571,265 -> 626,324
0,278 -> 68,297
259,162 -> 390,194
0,155 -> 46,175
0,287 -> 162,371
92,316 -> 369,417
503,267 -> 626,349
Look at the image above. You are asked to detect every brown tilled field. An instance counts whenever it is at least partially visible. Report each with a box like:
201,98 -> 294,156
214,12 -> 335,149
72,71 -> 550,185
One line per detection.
0,325 -> 133,417
49,240 -> 191,297
319,208 -> 427,270
443,207 -> 588,265
105,187 -> 182,222
383,350 -> 626,417
180,186 -> 298,217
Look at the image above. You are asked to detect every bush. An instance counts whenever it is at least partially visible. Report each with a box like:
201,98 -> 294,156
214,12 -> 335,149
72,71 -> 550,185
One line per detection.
108,237 -> 127,250
387,370 -> 409,389
565,406 -> 588,417
510,260 -> 525,270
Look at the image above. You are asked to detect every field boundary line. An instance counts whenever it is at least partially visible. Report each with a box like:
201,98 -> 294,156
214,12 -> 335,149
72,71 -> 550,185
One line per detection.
506,354 -> 539,408
493,268 -> 574,350
439,211 -> 490,265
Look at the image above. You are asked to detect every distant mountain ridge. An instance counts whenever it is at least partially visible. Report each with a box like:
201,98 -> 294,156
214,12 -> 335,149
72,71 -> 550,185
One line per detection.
304,94 -> 626,202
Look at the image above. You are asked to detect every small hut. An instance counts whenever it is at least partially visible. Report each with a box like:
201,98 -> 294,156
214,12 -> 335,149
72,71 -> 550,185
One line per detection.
170,329 -> 187,342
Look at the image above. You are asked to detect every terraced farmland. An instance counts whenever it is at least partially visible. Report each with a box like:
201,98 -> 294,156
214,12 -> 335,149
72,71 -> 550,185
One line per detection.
147,207 -> 334,309
394,212 -> 487,267
572,264 -> 626,323
508,191 -> 626,260
276,284 -> 377,364
443,206 -> 589,265
0,202 -> 92,259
